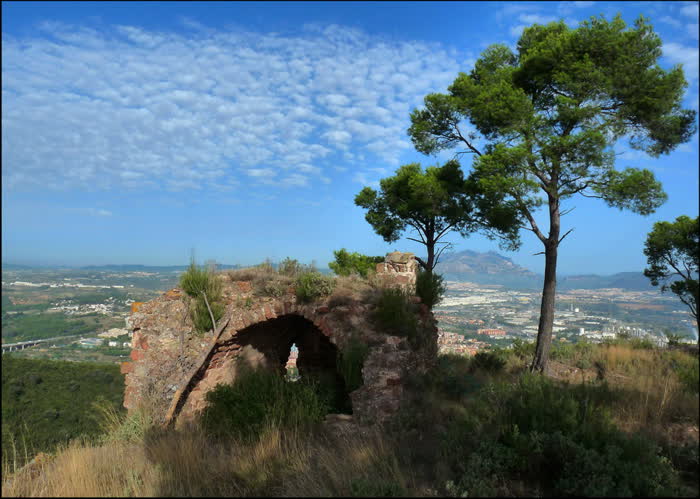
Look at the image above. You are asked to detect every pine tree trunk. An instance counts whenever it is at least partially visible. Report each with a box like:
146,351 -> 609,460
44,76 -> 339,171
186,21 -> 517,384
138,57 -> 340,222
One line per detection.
531,195 -> 561,374
531,242 -> 558,373
426,240 -> 435,276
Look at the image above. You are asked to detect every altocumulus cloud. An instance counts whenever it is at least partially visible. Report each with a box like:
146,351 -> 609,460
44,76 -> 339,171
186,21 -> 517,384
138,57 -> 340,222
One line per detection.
2,22 -> 462,192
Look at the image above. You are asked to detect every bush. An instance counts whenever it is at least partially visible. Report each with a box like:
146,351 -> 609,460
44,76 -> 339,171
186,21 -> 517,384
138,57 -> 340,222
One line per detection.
509,338 -> 535,360
201,366 -> 329,441
337,336 -> 369,393
329,248 -> 384,278
673,355 -> 699,394
295,271 -> 335,303
373,287 -> 418,339
415,268 -> 446,309
180,259 -> 224,334
443,374 -> 681,497
278,257 -> 304,277
471,350 -> 507,373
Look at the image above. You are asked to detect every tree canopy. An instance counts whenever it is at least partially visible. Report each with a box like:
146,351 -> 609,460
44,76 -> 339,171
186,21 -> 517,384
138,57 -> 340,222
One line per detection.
329,249 -> 384,278
354,159 -> 520,272
644,215 -> 699,332
408,14 -> 696,372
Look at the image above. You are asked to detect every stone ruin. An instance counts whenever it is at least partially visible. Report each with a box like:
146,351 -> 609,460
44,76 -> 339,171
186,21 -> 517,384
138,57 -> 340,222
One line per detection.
122,251 -> 436,427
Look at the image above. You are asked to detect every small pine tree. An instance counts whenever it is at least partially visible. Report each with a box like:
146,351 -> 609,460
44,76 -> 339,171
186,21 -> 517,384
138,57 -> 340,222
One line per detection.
180,258 -> 224,334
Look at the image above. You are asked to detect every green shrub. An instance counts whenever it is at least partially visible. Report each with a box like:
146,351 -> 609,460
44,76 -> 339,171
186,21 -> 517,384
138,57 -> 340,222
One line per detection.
278,257 -> 304,277
443,374 -> 681,496
433,354 -> 483,399
415,268 -> 446,309
350,477 -> 404,497
329,248 -> 384,278
629,337 -> 656,350
471,350 -> 507,373
373,287 -> 418,339
190,297 -> 225,335
180,259 -> 224,334
337,336 -> 369,393
295,271 -> 335,303
201,366 -> 329,441
509,338 -> 535,360
673,355 -> 699,394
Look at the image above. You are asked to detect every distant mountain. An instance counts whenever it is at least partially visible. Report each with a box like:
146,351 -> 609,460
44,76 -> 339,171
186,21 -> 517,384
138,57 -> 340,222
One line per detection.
80,264 -> 242,272
558,272 -> 656,291
433,250 -> 660,291
1,263 -> 35,270
435,250 -> 537,277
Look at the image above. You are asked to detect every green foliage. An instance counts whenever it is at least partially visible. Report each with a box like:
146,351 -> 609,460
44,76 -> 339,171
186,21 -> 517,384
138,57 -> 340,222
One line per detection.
278,257 -> 304,277
349,477 -> 404,497
1,313 -> 97,342
1,356 -> 124,463
373,287 -> 418,339
200,366 -> 329,441
471,350 -> 507,373
672,355 -> 699,394
409,14 -> 695,371
644,215 -> 699,328
355,160 -> 520,272
179,258 -> 224,334
329,248 -> 384,278
337,335 -> 370,393
443,374 -> 680,496
509,338 -> 535,360
415,268 -> 446,309
295,271 -> 335,303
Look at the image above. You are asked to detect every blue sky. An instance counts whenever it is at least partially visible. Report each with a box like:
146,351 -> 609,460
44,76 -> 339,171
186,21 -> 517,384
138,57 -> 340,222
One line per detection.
2,1 -> 698,274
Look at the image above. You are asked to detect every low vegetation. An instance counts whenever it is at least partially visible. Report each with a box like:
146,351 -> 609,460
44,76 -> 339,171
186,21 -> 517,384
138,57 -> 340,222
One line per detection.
328,248 -> 384,278
415,268 -> 446,309
1,356 -> 125,471
200,365 -> 329,442
295,271 -> 335,303
337,335 -> 370,393
179,259 -> 224,334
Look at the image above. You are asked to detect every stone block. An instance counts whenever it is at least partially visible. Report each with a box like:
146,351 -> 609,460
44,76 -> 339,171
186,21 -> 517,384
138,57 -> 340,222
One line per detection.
130,349 -> 144,361
264,304 -> 276,320
386,251 -> 414,264
120,362 -> 133,374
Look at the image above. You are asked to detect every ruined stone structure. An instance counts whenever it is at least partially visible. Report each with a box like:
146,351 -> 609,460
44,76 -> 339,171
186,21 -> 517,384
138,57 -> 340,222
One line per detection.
122,252 -> 436,427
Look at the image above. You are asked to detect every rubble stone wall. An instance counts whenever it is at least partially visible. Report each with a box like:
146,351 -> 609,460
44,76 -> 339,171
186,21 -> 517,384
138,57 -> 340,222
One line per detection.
122,252 -> 436,427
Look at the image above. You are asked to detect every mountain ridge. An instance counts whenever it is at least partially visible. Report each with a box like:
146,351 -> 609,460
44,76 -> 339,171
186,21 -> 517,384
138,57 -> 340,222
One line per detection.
433,250 -> 657,291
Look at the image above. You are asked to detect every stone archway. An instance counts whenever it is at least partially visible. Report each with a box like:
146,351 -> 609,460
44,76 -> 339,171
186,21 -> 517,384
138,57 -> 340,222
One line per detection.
123,252 -> 438,428
180,314 -> 351,419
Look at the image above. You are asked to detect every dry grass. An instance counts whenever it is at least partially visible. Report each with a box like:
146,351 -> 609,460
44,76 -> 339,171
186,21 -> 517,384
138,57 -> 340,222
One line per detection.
590,345 -> 699,432
326,275 -> 375,308
1,416 -> 413,497
226,265 -> 275,283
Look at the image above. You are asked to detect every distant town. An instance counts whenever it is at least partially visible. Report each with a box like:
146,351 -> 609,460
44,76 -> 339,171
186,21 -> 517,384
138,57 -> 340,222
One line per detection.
435,280 -> 697,355
1,266 -> 697,363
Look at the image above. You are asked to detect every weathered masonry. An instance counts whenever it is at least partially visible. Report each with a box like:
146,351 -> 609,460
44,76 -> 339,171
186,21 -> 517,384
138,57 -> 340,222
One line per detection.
122,252 -> 436,427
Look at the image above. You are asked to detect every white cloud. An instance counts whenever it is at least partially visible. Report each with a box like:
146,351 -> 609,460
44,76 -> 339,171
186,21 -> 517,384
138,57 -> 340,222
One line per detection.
680,3 -> 699,19
519,13 -> 557,25
572,1 -> 594,7
659,15 -> 683,29
2,22 -> 463,192
662,42 -> 699,84
246,168 -> 277,179
510,24 -> 529,37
